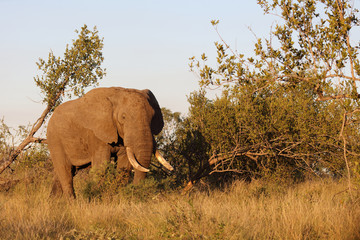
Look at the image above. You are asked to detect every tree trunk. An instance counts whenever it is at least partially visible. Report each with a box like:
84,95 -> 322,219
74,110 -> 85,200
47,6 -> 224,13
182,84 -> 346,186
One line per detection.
0,106 -> 49,174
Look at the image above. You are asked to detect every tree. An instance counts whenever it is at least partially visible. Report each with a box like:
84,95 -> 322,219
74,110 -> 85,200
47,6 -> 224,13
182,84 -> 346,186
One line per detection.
187,0 -> 360,189
0,25 -> 106,174
151,108 -> 188,187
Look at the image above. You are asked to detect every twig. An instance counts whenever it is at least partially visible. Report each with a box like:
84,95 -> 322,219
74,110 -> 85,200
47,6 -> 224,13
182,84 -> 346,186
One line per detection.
339,111 -> 353,198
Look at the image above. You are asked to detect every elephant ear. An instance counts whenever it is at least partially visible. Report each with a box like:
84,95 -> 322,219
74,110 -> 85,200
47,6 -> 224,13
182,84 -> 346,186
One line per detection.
142,89 -> 164,135
76,90 -> 118,144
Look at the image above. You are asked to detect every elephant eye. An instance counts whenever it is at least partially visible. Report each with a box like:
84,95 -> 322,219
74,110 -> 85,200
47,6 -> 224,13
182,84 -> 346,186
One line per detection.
118,113 -> 126,123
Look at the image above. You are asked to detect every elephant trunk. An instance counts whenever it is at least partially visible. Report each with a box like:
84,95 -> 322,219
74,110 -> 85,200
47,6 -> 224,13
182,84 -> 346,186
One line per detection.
124,125 -> 174,183
124,128 -> 154,184
132,141 -> 153,184
126,147 -> 149,173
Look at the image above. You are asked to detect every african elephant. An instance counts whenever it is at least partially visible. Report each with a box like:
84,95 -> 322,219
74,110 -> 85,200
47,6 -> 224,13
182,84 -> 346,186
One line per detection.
47,87 -> 173,198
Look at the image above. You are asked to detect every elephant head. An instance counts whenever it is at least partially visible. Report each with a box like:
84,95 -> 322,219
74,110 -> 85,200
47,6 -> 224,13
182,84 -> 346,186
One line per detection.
78,87 -> 173,181
47,87 -> 173,197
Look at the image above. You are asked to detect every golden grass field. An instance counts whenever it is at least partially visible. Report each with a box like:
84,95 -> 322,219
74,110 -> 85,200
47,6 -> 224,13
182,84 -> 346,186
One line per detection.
0,175 -> 359,239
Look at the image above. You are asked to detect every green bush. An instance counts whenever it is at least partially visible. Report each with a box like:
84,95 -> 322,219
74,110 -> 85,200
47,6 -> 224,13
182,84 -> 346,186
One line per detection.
80,162 -> 127,201
184,0 -> 360,185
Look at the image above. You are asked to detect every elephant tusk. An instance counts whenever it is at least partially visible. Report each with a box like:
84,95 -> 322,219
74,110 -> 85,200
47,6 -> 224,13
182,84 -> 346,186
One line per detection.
126,147 -> 150,173
155,150 -> 174,171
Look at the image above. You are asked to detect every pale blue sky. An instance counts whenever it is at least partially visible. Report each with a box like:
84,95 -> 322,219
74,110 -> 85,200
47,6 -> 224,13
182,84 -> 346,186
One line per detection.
0,1 -> 311,127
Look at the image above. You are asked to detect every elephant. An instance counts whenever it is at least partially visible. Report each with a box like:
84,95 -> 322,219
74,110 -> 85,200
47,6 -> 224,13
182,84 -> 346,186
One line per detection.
47,87 -> 173,198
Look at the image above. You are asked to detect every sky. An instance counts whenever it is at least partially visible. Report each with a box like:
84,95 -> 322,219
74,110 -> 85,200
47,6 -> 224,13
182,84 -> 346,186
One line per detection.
0,1 -> 300,128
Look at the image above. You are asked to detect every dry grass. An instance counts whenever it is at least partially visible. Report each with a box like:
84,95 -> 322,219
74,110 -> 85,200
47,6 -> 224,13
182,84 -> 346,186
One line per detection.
0,177 -> 359,239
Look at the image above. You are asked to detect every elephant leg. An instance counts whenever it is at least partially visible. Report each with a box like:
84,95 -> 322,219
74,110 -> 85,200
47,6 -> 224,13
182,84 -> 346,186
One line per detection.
116,147 -> 132,184
91,144 -> 112,175
48,138 -> 76,198
52,160 -> 75,198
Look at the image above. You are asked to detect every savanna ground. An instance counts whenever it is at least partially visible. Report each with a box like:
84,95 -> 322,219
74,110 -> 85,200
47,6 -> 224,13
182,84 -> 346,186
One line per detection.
0,165 -> 359,240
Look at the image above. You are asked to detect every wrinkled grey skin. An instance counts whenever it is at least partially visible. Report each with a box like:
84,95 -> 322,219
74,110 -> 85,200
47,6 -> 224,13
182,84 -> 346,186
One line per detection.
47,87 -> 164,198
